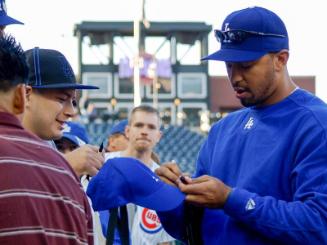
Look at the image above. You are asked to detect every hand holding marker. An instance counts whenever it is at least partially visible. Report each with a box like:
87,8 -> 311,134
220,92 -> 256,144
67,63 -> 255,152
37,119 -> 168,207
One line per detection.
86,141 -> 104,180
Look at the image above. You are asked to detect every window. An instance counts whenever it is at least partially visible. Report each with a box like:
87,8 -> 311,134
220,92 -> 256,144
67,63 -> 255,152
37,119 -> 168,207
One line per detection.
82,72 -> 112,98
114,73 -> 145,99
145,75 -> 176,99
157,103 -> 175,125
177,40 -> 201,65
82,36 -> 110,65
177,103 -> 207,127
177,73 -> 207,98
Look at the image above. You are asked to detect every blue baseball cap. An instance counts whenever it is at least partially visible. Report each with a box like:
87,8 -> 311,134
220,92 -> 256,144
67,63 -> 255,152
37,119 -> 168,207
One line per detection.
0,0 -> 23,26
87,157 -> 185,212
62,121 -> 89,146
109,119 -> 128,136
25,48 -> 98,89
202,6 -> 289,62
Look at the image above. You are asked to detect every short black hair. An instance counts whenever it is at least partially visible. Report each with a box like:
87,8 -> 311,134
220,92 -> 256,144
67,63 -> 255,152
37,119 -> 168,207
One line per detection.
0,35 -> 28,91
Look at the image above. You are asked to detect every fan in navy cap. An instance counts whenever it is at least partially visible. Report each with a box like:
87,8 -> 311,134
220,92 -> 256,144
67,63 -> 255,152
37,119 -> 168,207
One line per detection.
22,47 -> 104,183
156,6 -> 327,245
0,0 -> 23,36
25,48 -> 98,89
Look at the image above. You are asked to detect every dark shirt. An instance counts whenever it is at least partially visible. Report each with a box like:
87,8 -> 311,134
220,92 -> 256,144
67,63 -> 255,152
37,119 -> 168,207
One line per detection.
0,112 -> 93,244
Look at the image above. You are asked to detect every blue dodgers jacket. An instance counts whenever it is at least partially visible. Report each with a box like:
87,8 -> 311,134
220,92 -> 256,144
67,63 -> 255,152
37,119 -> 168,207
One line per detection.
158,89 -> 327,244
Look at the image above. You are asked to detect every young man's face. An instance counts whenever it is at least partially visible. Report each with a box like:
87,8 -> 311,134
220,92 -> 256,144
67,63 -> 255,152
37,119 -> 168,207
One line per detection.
125,111 -> 161,152
23,88 -> 77,140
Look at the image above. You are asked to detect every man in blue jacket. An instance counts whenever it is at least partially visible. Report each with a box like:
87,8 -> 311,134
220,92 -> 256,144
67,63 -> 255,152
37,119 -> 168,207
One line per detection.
155,6 -> 327,245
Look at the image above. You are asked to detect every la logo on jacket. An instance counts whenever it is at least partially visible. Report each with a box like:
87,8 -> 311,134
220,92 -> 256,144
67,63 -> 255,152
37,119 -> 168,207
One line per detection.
140,208 -> 163,233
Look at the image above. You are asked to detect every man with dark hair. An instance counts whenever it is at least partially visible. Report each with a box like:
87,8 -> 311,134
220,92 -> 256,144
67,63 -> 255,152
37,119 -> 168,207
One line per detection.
0,35 -> 93,244
156,6 -> 327,245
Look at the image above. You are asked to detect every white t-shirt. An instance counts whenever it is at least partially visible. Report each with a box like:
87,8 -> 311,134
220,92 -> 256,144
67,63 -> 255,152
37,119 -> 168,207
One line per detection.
105,152 -> 175,245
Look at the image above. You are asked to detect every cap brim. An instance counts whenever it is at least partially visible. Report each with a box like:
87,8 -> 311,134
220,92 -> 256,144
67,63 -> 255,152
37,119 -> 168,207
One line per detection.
0,15 -> 24,26
62,134 -> 80,146
201,49 -> 267,62
31,83 -> 99,89
136,183 -> 185,212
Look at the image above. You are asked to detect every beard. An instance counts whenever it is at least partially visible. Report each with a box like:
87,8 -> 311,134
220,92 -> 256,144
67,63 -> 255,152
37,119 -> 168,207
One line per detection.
240,67 -> 276,107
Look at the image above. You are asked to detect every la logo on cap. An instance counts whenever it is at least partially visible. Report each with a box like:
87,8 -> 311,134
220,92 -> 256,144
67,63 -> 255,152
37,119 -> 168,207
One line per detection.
224,23 -> 230,31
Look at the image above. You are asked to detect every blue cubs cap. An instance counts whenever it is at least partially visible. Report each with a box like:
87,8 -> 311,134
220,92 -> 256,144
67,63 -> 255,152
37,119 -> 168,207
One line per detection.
0,0 -> 23,26
109,119 -> 128,137
202,6 -> 289,62
87,157 -> 185,212
62,121 -> 89,146
25,47 -> 98,89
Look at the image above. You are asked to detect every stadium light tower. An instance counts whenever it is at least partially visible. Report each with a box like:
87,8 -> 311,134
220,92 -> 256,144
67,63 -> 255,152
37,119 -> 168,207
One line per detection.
133,18 -> 141,107
133,0 -> 149,107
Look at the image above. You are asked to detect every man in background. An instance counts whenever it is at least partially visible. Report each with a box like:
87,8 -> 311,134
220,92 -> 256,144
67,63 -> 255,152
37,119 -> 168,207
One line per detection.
102,105 -> 174,245
105,119 -> 129,153
0,34 -> 93,244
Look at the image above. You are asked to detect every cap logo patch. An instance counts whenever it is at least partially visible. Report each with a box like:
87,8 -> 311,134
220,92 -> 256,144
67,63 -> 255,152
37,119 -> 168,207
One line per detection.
59,55 -> 75,81
62,123 -> 71,133
224,23 -> 230,31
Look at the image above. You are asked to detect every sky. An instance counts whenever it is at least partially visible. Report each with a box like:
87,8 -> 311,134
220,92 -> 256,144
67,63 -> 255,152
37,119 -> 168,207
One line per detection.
7,0 -> 327,101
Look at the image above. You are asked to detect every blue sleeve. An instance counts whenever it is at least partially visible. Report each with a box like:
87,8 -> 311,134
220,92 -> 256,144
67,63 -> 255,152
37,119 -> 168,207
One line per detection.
223,133 -> 327,244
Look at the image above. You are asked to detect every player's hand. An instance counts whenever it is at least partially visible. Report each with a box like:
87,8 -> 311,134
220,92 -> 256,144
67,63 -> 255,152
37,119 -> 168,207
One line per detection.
64,144 -> 104,177
178,175 -> 232,209
155,161 -> 183,187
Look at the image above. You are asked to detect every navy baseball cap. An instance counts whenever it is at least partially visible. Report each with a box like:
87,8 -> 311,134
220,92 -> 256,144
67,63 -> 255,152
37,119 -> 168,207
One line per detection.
62,121 -> 89,146
25,47 -> 98,89
202,6 -> 289,62
0,0 -> 23,26
87,157 -> 185,212
109,119 -> 128,136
